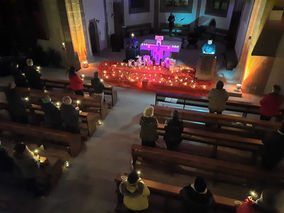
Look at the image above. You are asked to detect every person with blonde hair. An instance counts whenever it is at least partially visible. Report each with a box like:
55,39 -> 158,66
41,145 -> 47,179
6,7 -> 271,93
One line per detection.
139,106 -> 158,147
60,96 -> 80,133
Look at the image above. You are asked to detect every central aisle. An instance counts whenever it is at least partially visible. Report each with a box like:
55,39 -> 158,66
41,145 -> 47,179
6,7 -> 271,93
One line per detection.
38,88 -> 155,213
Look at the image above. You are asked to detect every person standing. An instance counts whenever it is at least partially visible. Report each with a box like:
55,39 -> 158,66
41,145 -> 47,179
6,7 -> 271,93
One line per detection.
139,106 -> 158,147
208,80 -> 229,114
164,110 -> 183,150
259,85 -> 284,121
168,12 -> 175,36
68,66 -> 84,96
23,58 -> 43,90
119,171 -> 150,212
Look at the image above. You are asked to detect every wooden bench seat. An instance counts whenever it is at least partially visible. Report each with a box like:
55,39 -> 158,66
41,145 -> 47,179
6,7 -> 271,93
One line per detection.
155,92 -> 284,118
41,78 -> 118,107
0,120 -> 82,157
131,144 -> 284,186
115,174 -> 240,213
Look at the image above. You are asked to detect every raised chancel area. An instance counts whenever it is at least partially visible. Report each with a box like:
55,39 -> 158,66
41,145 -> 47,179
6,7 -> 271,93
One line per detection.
0,0 -> 284,213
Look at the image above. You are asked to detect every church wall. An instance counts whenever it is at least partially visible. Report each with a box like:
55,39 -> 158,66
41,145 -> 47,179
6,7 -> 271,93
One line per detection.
37,0 -> 68,66
123,0 -> 155,27
159,0 -> 199,26
199,0 -> 235,30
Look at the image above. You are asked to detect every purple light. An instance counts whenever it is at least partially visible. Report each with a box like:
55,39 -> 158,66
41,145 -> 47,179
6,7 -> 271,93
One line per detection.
140,35 -> 179,65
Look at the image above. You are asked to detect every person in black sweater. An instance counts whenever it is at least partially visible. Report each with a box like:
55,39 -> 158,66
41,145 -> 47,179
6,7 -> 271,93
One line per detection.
23,58 -> 43,90
261,123 -> 284,170
179,177 -> 215,213
164,110 -> 183,150
60,96 -> 80,133
91,72 -> 105,94
5,82 -> 29,124
41,95 -> 62,129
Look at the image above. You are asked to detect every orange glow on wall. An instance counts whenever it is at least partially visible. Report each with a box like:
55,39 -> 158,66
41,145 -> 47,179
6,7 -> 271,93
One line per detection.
65,0 -> 87,63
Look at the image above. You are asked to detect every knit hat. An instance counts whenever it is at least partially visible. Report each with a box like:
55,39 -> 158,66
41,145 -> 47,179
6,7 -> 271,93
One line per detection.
62,96 -> 72,105
42,95 -> 51,104
193,177 -> 207,194
127,171 -> 139,184
143,106 -> 154,117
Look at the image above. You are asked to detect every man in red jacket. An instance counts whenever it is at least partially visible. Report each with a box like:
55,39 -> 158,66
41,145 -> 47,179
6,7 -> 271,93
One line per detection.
259,85 -> 284,121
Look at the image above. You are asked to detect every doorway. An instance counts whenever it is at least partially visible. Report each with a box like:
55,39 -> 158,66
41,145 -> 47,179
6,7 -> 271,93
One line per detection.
89,19 -> 100,55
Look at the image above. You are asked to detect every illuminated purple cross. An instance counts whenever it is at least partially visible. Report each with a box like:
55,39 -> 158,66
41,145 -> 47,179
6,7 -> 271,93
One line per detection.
140,36 -> 180,65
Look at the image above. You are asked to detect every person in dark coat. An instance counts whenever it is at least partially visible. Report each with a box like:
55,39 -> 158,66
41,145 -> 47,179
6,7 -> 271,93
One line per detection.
60,96 -> 80,133
179,177 -> 215,213
164,110 -> 183,150
0,147 -> 16,174
23,58 -> 43,90
11,63 -> 29,88
5,82 -> 29,124
139,106 -> 158,147
41,95 -> 62,129
261,123 -> 284,170
168,12 -> 175,36
91,72 -> 105,94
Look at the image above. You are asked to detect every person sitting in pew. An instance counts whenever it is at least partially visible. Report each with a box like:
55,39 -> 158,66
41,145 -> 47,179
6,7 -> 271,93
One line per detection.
164,110 -> 184,150
237,190 -> 279,213
259,85 -> 284,121
119,171 -> 150,213
179,177 -> 215,213
23,58 -> 44,90
140,106 -> 158,147
208,80 -> 229,114
261,123 -> 284,170
0,147 -> 16,174
68,66 -> 84,96
5,82 -> 29,124
41,95 -> 62,129
60,96 -> 80,133
91,72 -> 105,95
11,62 -> 29,88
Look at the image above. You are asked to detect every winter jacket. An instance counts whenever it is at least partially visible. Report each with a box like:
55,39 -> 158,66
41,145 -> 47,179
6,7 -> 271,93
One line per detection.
69,74 -> 84,91
13,72 -> 29,88
41,102 -> 62,129
23,66 -> 43,90
91,77 -> 104,94
259,93 -> 284,117
179,185 -> 215,213
60,104 -> 80,133
139,116 -> 158,142
208,88 -> 229,112
119,180 -> 150,211
164,119 -> 183,150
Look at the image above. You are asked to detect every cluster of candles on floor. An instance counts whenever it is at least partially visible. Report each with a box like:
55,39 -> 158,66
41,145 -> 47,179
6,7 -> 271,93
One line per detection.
98,61 -> 212,90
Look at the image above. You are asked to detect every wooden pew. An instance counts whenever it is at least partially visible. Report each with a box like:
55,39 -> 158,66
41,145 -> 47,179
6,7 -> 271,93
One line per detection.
115,174 -> 240,213
131,144 -> 284,186
155,92 -> 284,118
41,78 -> 118,107
15,87 -> 108,119
153,105 -> 281,135
0,120 -> 82,157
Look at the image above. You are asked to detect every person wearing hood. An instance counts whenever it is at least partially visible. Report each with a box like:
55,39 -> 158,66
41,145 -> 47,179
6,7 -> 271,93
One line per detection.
164,110 -> 184,150
41,95 -> 62,129
179,177 -> 215,213
91,72 -> 105,94
208,80 -> 229,114
261,123 -> 284,170
60,96 -> 80,133
139,106 -> 158,147
119,171 -> 150,212
237,190 -> 279,213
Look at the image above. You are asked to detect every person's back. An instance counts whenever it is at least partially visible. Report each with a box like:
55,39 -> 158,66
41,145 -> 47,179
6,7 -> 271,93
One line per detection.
13,71 -> 29,88
164,110 -> 183,150
261,126 -> 284,169
119,172 -> 150,212
0,148 -> 16,173
179,177 -> 215,213
60,97 -> 80,133
91,78 -> 104,94
5,84 -> 28,124
208,81 -> 229,114
41,97 -> 62,129
24,65 -> 43,90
